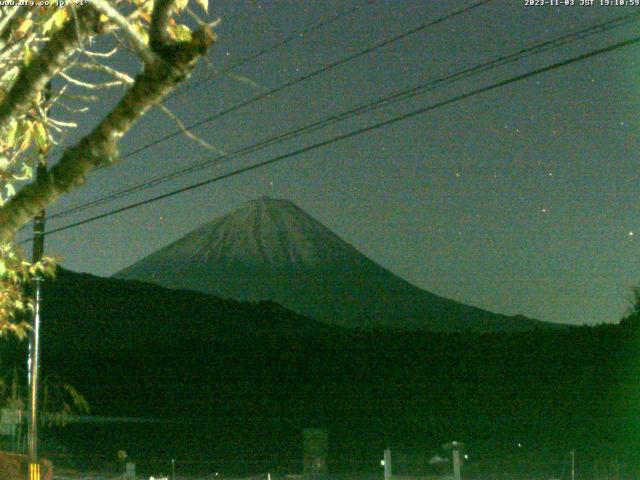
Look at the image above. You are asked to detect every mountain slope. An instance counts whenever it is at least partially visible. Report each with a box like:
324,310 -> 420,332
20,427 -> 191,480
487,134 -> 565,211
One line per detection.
116,197 -> 551,332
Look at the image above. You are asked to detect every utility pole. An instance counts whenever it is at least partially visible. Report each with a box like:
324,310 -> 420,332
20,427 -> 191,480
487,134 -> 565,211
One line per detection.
444,441 -> 463,480
27,159 -> 46,480
383,448 -> 392,480
28,82 -> 51,480
570,449 -> 575,480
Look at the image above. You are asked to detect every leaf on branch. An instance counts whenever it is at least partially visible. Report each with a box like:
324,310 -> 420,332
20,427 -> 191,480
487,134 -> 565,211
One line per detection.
132,20 -> 150,44
171,24 -> 192,42
23,44 -> 35,67
16,18 -> 33,38
17,122 -> 32,152
174,0 -> 189,13
42,9 -> 69,35
134,0 -> 155,14
12,163 -> 32,181
138,10 -> 152,24
195,0 -> 209,13
0,69 -> 19,91
33,121 -> 49,152
3,119 -> 18,148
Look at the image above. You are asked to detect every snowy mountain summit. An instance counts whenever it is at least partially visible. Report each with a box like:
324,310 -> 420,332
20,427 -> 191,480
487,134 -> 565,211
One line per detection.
144,196 -> 365,269
116,197 -> 551,332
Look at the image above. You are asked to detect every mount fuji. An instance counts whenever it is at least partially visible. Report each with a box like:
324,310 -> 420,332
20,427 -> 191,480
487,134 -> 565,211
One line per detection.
115,197 -> 551,332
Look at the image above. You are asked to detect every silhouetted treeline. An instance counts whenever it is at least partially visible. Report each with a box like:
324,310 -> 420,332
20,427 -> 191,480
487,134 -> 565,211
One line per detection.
2,268 -> 640,477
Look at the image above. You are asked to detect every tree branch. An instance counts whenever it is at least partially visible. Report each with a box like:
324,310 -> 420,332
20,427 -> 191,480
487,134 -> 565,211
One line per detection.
0,7 -> 101,132
0,27 -> 216,243
58,71 -> 124,90
82,46 -> 118,58
90,0 -> 156,64
74,61 -> 134,85
158,103 -> 225,154
0,6 -> 30,49
150,0 -> 175,52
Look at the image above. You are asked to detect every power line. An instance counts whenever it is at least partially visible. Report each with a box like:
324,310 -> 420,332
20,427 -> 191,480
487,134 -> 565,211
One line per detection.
45,0 -> 493,220
47,10 -> 640,222
41,0 -> 375,164
27,33 -> 640,242
167,0 -> 375,101
121,0 -> 492,159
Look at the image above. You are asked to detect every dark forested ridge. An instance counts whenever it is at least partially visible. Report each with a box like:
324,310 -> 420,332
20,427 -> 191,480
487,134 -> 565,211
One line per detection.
4,268 -> 639,476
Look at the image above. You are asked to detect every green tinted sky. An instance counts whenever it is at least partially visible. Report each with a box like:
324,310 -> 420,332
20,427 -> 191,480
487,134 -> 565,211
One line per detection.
25,0 -> 640,325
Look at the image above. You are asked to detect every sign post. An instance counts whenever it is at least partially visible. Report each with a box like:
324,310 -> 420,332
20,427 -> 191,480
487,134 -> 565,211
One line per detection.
443,441 -> 464,480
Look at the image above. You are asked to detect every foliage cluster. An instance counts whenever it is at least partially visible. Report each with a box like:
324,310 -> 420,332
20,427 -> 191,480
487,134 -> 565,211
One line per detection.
0,0 -> 214,332
0,366 -> 88,427
620,286 -> 640,328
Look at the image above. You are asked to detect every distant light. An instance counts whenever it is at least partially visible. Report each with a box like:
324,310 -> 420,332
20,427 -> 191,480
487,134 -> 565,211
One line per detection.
629,231 -> 635,237
380,460 -> 385,466
464,454 -> 469,460
518,443 -> 522,448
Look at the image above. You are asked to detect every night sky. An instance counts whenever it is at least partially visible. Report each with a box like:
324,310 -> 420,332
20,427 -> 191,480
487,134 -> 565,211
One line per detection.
18,0 -> 640,326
